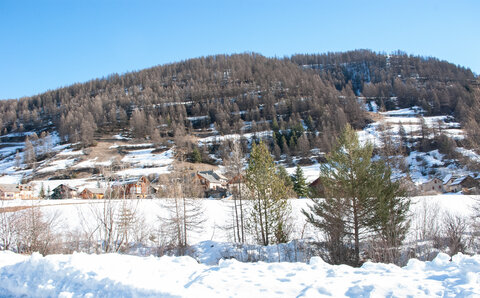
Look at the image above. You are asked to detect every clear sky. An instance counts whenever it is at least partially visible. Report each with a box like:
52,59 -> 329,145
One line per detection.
1,0 -> 478,100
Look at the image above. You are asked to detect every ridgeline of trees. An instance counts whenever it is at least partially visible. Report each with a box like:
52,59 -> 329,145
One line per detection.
0,50 -> 478,151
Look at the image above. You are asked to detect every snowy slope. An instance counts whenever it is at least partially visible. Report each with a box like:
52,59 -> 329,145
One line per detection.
1,251 -> 479,297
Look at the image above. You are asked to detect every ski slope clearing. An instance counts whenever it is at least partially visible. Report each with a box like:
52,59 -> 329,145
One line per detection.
0,251 -> 479,297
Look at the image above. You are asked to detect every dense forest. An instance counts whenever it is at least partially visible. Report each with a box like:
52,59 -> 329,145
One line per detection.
1,50 -> 479,154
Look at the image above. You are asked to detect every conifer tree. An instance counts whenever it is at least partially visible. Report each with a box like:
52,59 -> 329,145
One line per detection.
39,183 -> 45,199
191,147 -> 202,163
292,165 -> 308,197
303,124 -> 408,266
246,142 -> 292,245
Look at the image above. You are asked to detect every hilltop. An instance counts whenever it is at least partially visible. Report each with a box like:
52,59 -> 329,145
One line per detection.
0,50 -> 479,192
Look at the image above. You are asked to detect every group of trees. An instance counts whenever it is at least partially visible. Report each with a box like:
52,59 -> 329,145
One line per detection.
0,204 -> 60,255
20,132 -> 54,168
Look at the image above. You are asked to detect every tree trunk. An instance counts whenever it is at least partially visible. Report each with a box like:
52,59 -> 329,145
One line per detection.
353,198 -> 360,266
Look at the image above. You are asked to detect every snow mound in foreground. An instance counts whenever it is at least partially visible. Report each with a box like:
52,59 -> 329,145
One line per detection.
1,251 -> 480,297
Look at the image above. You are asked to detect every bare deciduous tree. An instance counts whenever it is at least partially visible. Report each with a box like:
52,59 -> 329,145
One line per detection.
224,141 -> 246,243
442,212 -> 468,256
158,158 -> 205,254
14,205 -> 60,255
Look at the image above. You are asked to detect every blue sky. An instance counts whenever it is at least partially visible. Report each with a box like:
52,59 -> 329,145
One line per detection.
1,0 -> 478,100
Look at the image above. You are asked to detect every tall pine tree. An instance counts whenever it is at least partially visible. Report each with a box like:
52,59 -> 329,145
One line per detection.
303,124 -> 409,266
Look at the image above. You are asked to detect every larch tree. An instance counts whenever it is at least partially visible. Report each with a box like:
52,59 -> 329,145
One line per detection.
160,149 -> 205,253
245,141 -> 292,246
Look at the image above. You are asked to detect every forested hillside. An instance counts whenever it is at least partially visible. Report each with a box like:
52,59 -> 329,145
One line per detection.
0,50 -> 479,154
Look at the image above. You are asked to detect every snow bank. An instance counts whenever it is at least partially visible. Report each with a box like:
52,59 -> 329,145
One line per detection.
1,251 -> 479,297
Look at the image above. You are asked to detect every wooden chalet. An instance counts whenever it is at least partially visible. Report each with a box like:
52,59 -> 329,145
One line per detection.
112,176 -> 150,199
308,177 -> 325,197
0,184 -> 34,200
51,184 -> 77,200
79,187 -> 106,199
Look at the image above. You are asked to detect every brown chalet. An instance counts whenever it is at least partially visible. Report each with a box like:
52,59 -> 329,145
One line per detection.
79,187 -> 106,199
0,184 -> 34,200
112,176 -> 150,199
51,184 -> 77,200
309,177 -> 325,198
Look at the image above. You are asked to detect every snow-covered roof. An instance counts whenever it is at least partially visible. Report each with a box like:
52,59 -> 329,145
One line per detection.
82,187 -> 106,194
197,171 -> 227,184
443,174 -> 454,185
0,184 -> 20,192
450,175 -> 476,186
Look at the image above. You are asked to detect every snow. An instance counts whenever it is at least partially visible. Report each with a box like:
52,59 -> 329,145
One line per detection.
286,163 -> 320,183
359,106 -> 463,147
409,195 -> 476,218
116,166 -> 170,177
113,134 -> 131,140
457,147 -> 480,162
58,149 -> 84,156
187,115 -> 209,121
0,174 -> 24,184
73,158 -> 112,169
0,194 -> 479,296
380,106 -> 424,117
109,143 -> 154,149
1,251 -> 479,297
120,148 -> 174,168
0,144 -> 23,157
1,195 -> 474,248
198,131 -> 273,146
37,159 -> 76,173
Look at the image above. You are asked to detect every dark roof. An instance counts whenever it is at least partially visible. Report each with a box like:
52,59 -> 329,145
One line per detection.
53,184 -> 77,191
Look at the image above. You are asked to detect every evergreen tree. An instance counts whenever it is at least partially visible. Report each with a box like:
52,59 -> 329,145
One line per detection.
368,162 -> 410,264
246,142 -> 292,245
292,165 -> 308,197
303,124 -> 408,266
191,147 -> 202,163
39,183 -> 45,199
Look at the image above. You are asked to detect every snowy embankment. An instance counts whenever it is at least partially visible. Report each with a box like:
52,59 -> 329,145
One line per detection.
1,251 -> 479,297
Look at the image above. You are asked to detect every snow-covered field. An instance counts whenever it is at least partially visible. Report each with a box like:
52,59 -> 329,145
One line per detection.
1,195 -> 476,246
1,251 -> 479,297
0,194 -> 479,296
